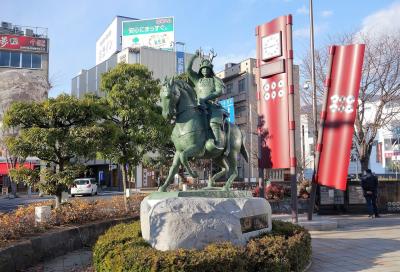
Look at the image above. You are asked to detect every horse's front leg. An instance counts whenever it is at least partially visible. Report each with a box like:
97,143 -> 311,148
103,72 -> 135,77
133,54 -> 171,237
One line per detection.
179,145 -> 203,178
158,152 -> 181,192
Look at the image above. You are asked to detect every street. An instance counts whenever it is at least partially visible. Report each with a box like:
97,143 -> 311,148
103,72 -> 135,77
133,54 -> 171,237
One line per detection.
0,191 -> 123,213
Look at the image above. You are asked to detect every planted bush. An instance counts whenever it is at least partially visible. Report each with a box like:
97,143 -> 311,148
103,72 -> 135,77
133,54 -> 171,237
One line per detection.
93,220 -> 311,272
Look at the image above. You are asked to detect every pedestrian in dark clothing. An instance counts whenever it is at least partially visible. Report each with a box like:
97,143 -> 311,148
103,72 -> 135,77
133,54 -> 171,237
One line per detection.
361,169 -> 380,218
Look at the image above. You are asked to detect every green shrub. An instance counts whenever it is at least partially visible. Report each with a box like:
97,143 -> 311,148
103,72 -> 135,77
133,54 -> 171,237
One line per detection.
93,220 -> 311,272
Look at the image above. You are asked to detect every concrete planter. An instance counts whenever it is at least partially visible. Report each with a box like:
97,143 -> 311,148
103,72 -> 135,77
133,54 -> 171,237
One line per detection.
0,216 -> 138,272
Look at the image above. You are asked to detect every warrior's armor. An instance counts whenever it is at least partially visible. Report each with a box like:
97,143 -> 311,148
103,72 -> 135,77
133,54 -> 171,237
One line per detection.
187,53 -> 225,150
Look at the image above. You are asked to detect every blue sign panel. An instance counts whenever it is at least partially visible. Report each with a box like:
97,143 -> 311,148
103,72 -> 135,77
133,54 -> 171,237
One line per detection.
176,51 -> 185,74
219,98 -> 235,123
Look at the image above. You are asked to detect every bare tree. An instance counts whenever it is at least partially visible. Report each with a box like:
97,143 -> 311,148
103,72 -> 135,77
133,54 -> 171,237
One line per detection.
301,31 -> 400,172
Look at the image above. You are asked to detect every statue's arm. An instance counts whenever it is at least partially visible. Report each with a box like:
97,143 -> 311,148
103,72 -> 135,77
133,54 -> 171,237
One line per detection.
187,54 -> 199,83
200,78 -> 226,102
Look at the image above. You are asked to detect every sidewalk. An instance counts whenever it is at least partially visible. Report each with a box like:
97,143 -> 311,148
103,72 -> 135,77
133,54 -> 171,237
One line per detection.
309,214 -> 400,272
24,214 -> 400,272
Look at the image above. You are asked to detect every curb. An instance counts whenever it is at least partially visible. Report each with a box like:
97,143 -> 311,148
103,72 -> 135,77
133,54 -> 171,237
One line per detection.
0,216 -> 138,272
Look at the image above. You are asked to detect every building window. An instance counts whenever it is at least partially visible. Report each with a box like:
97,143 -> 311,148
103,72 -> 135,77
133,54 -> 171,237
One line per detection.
235,106 -> 247,118
239,78 -> 246,93
0,51 -> 10,67
384,138 -> 393,151
22,52 -> 31,68
10,52 -> 20,67
226,83 -> 233,94
31,54 -> 42,69
0,50 -> 42,69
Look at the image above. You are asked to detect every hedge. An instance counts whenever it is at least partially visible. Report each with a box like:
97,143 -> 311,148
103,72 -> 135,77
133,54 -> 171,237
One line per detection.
93,220 -> 311,272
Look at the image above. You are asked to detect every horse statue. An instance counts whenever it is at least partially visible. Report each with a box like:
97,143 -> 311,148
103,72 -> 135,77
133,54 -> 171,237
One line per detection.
158,77 -> 249,192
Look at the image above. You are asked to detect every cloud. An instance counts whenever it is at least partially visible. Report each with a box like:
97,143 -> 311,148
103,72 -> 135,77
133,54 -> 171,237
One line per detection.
296,5 -> 308,15
321,10 -> 333,18
360,2 -> 400,36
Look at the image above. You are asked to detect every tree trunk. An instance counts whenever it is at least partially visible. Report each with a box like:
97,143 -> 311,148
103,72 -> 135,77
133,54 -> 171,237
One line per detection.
55,161 -> 64,208
360,156 -> 370,173
10,179 -> 17,198
55,194 -> 61,209
120,163 -> 128,212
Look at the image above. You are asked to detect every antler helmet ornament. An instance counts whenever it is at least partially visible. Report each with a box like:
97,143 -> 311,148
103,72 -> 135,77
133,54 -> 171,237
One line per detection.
199,48 -> 217,71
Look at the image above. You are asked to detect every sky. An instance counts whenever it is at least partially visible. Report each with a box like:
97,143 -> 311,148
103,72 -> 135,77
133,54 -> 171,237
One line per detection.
1,0 -> 400,97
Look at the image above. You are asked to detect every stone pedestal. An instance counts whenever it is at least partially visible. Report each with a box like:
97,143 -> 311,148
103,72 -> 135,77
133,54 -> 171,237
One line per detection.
140,191 -> 272,251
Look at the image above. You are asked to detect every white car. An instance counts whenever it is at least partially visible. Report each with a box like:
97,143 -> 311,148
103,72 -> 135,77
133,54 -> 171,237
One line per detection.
71,178 -> 98,196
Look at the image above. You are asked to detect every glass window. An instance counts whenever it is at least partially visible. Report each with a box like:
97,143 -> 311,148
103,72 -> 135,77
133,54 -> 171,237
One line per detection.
239,78 -> 246,93
226,83 -> 233,94
0,51 -> 10,67
21,52 -> 31,68
10,52 -> 21,67
384,138 -> 393,151
236,106 -> 247,114
31,54 -> 41,69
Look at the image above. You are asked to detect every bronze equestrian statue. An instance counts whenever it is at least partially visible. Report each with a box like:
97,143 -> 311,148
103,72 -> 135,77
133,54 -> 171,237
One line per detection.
158,50 -> 249,192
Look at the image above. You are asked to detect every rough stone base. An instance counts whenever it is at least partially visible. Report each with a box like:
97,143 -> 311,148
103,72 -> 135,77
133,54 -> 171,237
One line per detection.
140,194 -> 272,251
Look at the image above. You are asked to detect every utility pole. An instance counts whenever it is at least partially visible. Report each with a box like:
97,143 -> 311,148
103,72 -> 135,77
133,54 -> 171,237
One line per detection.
307,0 -> 318,221
248,103 -> 254,182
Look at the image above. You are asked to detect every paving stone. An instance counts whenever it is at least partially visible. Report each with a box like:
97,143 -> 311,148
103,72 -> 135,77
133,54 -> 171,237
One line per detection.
309,215 -> 400,272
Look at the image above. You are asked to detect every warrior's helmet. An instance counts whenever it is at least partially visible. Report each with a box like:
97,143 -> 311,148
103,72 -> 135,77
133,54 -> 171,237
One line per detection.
199,59 -> 214,76
200,59 -> 213,70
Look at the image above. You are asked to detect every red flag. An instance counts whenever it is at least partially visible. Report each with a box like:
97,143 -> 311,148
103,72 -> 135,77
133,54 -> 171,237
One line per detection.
256,15 -> 293,169
317,44 -> 365,190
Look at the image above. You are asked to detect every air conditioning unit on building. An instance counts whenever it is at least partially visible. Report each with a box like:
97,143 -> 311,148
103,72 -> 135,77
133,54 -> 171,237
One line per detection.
13,26 -> 23,35
1,22 -> 12,29
25,28 -> 34,36
225,63 -> 237,69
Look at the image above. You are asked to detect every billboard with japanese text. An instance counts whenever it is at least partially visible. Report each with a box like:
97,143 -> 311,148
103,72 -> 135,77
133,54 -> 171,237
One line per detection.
122,17 -> 174,51
176,51 -> 185,74
219,98 -> 235,124
96,17 -> 119,64
0,34 -> 48,52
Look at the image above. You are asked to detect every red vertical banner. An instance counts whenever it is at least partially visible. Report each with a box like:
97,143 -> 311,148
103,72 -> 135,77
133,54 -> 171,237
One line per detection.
256,15 -> 293,169
317,44 -> 365,190
377,143 -> 382,163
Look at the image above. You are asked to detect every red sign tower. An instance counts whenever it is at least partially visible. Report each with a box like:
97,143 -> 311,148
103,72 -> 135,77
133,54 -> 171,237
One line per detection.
256,15 -> 297,221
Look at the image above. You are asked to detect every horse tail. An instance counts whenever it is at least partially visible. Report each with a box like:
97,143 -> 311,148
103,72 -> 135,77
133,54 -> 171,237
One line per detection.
240,131 -> 249,163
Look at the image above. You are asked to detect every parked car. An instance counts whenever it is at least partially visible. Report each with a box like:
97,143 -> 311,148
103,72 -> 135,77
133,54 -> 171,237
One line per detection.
71,178 -> 98,197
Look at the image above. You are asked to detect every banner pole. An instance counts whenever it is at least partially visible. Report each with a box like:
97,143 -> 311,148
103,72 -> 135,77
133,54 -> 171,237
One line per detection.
286,15 -> 298,223
307,46 -> 336,220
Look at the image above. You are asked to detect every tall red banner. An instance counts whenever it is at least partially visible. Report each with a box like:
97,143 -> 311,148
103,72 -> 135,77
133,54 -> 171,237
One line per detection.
256,15 -> 293,169
317,44 -> 365,190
